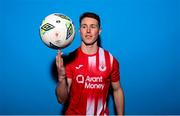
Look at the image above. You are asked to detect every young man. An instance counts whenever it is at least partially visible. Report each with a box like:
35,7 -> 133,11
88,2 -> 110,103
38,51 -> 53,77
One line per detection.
56,12 -> 124,115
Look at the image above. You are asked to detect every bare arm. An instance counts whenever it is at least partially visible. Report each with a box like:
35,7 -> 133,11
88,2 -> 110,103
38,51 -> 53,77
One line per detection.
55,50 -> 72,104
111,81 -> 124,115
56,77 -> 72,104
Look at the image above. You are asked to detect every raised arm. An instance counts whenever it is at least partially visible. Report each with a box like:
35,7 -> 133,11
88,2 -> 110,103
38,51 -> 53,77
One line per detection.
55,50 -> 72,104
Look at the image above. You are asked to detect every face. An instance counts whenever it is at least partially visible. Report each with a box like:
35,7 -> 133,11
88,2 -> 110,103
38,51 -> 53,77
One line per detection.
79,17 -> 101,46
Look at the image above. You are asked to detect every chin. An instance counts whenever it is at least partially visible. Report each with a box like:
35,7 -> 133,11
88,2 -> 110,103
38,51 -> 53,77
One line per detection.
83,41 -> 97,46
82,38 -> 98,45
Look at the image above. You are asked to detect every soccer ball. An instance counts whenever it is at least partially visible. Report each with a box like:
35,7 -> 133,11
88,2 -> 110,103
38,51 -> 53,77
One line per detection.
40,13 -> 75,49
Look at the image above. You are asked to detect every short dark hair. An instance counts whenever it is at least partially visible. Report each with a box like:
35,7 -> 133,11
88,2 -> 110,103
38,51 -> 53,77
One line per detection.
79,12 -> 101,28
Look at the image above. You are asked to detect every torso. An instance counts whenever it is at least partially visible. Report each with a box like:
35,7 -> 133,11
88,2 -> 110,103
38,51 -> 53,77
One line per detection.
64,47 -> 119,115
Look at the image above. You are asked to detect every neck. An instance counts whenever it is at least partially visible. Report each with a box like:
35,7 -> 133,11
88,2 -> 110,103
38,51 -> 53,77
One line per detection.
81,42 -> 98,55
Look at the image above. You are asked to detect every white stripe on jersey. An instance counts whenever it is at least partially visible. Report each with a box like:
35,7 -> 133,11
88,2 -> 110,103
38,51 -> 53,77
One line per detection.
86,98 -> 95,115
88,56 -> 96,71
109,52 -> 113,69
99,48 -> 106,71
104,101 -> 107,115
97,99 -> 103,115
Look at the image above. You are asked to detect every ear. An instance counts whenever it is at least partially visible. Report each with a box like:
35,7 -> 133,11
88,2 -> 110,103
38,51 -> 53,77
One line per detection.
99,28 -> 102,34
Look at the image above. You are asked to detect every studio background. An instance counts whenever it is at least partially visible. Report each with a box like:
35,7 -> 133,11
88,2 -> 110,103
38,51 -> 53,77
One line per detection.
0,0 -> 179,115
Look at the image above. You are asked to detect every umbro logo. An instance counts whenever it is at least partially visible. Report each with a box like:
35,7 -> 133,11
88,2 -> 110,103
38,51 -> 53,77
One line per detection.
41,23 -> 55,31
75,65 -> 83,69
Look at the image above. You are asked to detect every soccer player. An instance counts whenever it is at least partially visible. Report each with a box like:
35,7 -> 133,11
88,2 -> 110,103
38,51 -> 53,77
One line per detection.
56,12 -> 124,115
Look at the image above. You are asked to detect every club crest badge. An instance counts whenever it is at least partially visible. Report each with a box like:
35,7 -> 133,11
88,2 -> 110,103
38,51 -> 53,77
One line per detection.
99,65 -> 106,72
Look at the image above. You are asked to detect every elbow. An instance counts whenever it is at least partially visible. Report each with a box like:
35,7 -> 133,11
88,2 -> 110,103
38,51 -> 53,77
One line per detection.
55,83 -> 69,104
57,95 -> 67,104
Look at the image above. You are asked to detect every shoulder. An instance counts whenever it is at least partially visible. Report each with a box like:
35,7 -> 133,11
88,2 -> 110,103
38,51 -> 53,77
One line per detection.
99,47 -> 119,67
99,47 -> 113,56
99,47 -> 118,61
99,47 -> 120,69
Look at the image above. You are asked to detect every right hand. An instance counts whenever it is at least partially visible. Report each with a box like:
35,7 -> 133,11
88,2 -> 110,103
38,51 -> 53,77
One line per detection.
56,49 -> 66,81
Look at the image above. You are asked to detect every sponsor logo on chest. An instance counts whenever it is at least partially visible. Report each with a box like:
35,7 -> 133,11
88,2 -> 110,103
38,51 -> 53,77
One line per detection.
76,75 -> 105,90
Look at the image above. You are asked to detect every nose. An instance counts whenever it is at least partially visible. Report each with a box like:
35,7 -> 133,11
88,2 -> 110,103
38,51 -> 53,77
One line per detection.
87,27 -> 91,33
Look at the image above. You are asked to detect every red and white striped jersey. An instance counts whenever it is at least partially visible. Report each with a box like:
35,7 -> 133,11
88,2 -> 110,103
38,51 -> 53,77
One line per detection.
65,47 -> 120,115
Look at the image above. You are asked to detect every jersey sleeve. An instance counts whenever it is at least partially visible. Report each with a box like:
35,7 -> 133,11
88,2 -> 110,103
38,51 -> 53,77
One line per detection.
110,57 -> 120,82
65,63 -> 73,79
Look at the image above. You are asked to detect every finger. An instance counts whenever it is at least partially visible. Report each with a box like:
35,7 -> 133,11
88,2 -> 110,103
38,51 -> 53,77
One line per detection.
60,56 -> 64,66
58,49 -> 63,56
56,52 -> 64,67
56,53 -> 62,66
57,49 -> 61,61
56,55 -> 59,66
57,57 -> 62,67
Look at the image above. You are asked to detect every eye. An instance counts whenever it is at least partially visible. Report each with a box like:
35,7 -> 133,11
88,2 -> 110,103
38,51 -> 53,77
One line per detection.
56,20 -> 61,23
91,24 -> 98,28
80,25 -> 86,29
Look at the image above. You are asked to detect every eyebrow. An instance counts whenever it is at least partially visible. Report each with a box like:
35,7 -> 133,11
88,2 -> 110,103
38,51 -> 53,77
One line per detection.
80,24 -> 98,27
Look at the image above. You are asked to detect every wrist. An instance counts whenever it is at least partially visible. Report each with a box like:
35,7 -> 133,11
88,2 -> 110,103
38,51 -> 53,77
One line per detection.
58,75 -> 66,82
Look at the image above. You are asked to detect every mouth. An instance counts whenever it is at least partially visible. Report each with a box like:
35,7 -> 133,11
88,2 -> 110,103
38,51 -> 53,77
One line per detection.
85,35 -> 92,38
